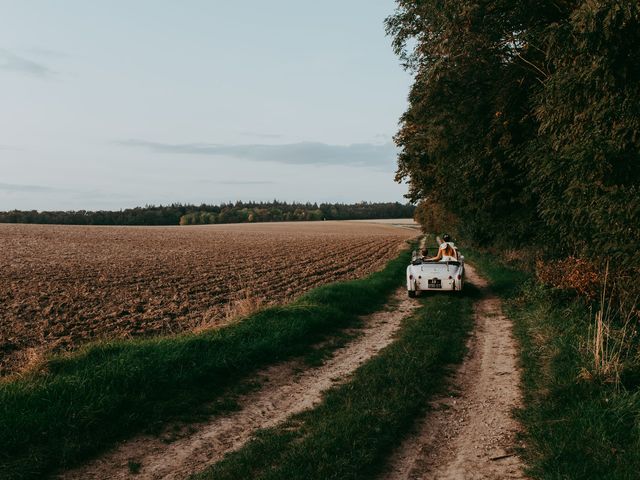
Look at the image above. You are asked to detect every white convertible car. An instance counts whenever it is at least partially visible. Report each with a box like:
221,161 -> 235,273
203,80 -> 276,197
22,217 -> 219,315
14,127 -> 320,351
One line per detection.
406,247 -> 465,297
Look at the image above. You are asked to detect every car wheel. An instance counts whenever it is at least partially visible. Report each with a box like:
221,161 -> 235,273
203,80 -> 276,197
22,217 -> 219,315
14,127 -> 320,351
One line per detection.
408,290 -> 416,298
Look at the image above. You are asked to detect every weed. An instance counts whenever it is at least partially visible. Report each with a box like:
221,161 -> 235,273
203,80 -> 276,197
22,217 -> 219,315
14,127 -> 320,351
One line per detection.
224,289 -> 265,322
127,460 -> 142,474
585,264 -> 639,387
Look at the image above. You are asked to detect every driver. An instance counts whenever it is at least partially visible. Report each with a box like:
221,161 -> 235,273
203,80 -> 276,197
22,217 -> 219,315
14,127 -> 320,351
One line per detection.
425,234 -> 458,262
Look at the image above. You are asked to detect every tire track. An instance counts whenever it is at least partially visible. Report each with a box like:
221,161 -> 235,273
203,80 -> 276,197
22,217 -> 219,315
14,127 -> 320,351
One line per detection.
384,264 -> 527,479
60,288 -> 418,480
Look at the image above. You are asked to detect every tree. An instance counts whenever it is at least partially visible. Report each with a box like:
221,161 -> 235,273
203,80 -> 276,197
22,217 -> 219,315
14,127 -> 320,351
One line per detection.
524,1 -> 640,266
386,0 -> 559,245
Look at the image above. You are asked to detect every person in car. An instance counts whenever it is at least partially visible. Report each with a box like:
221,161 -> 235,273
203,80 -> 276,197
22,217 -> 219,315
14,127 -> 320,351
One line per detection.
425,234 -> 458,262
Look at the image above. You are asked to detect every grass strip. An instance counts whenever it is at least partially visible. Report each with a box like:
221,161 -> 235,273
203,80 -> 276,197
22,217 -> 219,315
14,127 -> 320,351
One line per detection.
193,286 -> 477,479
468,251 -> 640,480
0,244 -> 413,480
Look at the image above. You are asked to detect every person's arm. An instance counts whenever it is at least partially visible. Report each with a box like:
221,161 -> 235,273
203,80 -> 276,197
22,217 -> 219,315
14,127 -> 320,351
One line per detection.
426,248 -> 443,262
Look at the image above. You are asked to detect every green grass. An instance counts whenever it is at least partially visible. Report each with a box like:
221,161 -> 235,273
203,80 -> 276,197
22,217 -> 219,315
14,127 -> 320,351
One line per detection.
470,252 -> 640,480
0,244 -> 413,480
193,287 -> 478,480
462,248 -> 530,299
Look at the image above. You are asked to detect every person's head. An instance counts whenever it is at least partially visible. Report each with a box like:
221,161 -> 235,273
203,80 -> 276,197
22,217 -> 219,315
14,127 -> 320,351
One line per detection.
442,234 -> 451,242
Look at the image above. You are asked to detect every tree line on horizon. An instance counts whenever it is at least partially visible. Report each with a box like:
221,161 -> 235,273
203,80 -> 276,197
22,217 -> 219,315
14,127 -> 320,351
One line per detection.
0,201 -> 415,226
386,0 -> 639,273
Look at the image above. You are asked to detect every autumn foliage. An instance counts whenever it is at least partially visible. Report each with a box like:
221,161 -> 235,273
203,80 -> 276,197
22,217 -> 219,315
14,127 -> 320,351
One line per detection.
535,257 -> 602,299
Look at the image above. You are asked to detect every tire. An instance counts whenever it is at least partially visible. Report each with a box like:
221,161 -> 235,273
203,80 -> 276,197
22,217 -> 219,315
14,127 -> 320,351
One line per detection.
408,290 -> 416,298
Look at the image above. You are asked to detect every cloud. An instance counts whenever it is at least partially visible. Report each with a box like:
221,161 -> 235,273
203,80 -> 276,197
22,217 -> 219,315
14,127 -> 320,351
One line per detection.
117,139 -> 397,169
0,49 -> 53,78
0,182 -> 59,192
215,180 -> 276,185
0,144 -> 25,152
239,131 -> 283,139
24,47 -> 67,59
374,133 -> 392,141
195,179 -> 276,185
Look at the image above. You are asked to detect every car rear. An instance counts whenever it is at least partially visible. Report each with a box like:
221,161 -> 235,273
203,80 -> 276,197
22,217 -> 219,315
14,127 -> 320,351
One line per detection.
407,261 -> 464,295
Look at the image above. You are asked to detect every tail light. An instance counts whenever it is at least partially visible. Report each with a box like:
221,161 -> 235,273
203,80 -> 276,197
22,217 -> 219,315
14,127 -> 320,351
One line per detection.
457,274 -> 461,280
448,276 -> 452,279
409,274 -> 413,279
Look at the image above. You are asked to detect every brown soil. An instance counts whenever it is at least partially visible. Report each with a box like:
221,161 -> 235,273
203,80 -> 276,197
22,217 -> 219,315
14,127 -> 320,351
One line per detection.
385,264 -> 527,480
0,221 -> 415,376
59,288 -> 418,480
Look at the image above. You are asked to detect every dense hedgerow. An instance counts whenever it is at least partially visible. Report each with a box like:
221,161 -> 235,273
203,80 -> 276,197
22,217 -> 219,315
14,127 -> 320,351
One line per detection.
386,0 -> 640,272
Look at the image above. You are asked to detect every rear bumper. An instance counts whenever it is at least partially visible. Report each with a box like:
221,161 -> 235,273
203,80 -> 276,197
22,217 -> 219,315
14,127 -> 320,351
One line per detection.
415,279 -> 460,291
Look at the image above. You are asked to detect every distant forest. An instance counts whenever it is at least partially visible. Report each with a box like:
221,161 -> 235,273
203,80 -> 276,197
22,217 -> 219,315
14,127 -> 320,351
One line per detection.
0,201 -> 415,226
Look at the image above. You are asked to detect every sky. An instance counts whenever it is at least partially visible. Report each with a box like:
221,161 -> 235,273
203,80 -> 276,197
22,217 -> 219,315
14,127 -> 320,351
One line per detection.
0,1 -> 412,211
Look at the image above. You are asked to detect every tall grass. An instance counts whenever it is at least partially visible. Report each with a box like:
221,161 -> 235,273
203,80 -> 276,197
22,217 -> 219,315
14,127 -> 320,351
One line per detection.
586,263 -> 638,387
470,251 -> 640,480
0,244 -> 413,480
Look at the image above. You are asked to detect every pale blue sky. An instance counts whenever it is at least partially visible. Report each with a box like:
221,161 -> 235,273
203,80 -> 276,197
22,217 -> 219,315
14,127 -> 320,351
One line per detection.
0,1 -> 411,210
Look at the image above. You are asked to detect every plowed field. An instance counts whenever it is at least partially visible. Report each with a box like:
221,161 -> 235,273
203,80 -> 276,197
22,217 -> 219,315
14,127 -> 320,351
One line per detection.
0,221 -> 416,376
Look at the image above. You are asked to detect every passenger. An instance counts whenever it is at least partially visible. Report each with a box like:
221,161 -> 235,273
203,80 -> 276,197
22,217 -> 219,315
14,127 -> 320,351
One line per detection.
425,234 -> 458,262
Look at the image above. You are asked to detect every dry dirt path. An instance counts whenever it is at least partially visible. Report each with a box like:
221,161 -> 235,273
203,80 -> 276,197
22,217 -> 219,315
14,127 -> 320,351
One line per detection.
60,288 -> 418,480
385,264 -> 527,480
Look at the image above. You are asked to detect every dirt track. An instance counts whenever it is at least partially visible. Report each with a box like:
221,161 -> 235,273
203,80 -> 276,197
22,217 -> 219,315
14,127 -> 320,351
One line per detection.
60,263 -> 526,479
60,288 -> 417,480
385,264 -> 526,479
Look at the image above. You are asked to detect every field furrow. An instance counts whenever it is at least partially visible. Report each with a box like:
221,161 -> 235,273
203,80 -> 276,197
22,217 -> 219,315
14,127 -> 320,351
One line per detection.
0,221 -> 416,376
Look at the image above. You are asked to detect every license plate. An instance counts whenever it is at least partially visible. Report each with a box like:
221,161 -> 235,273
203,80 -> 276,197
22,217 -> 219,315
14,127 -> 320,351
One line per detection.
428,278 -> 442,288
